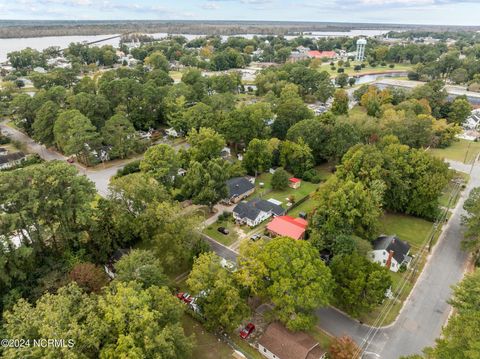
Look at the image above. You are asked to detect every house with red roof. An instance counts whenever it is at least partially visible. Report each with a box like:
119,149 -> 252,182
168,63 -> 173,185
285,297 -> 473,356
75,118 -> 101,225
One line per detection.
289,177 -> 301,189
307,50 -> 337,60
267,215 -> 308,240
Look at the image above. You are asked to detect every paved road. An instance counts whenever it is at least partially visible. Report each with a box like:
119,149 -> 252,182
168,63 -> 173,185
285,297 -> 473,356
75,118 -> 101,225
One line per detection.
201,234 -> 238,262
316,159 -> 476,358
1,120 -> 131,196
1,120 -> 240,261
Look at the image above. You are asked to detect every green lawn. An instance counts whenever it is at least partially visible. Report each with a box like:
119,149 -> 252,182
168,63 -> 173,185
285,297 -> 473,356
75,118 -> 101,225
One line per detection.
318,61 -> 413,77
308,327 -> 332,350
378,213 -> 434,251
253,173 -> 320,207
182,316 -> 233,359
203,218 -> 239,246
429,139 -> 480,164
438,170 -> 469,208
169,70 -> 183,81
358,213 -> 437,325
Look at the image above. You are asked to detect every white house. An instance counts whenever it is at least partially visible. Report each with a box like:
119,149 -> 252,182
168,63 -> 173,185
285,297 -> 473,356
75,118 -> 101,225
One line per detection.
371,235 -> 412,273
233,198 -> 285,227
463,109 -> 480,131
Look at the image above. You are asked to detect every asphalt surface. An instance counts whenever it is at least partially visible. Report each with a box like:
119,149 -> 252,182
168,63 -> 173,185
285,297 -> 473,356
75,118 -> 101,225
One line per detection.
316,159 -> 475,358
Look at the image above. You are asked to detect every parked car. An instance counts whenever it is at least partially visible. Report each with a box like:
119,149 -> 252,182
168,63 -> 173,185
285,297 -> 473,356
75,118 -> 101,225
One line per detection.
220,258 -> 237,272
239,323 -> 255,339
176,292 -> 193,304
66,156 -> 75,163
217,227 -> 229,235
250,234 -> 261,241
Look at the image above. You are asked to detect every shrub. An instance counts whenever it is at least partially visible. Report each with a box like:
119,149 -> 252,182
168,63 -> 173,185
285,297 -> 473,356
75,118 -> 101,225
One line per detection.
337,68 -> 345,73
271,167 -> 289,190
302,168 -> 322,183
115,159 -> 141,178
389,64 -> 395,69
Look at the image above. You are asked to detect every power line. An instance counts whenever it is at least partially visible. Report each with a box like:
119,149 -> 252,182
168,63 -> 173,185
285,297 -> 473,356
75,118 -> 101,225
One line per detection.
355,163 -> 470,358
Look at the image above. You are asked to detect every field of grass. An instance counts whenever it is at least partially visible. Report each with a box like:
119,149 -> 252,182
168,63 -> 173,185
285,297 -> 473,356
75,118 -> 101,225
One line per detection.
182,316 -> 234,359
318,61 -> 413,77
308,327 -> 332,350
169,70 -> 184,81
203,218 -> 239,246
429,139 -> 480,164
253,173 -> 319,207
439,170 -> 469,208
378,213 -> 434,251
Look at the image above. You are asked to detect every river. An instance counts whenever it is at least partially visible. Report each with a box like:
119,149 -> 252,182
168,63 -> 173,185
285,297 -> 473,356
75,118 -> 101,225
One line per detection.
0,29 -> 390,63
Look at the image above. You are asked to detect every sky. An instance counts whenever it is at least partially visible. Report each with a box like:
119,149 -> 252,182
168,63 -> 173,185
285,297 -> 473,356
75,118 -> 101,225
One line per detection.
0,0 -> 479,26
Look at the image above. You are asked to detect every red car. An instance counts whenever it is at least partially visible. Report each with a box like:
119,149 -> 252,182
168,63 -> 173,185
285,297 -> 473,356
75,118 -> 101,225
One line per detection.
239,323 -> 255,339
176,292 -> 193,304
67,157 -> 75,164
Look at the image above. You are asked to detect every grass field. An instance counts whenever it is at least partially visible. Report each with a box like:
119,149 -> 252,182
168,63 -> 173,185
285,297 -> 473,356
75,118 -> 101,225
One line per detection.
203,218 -> 239,246
429,139 -> 480,164
253,173 -> 319,207
378,213 -> 434,251
182,316 -> 234,359
358,212 -> 437,325
318,61 -> 413,77
439,170 -> 469,208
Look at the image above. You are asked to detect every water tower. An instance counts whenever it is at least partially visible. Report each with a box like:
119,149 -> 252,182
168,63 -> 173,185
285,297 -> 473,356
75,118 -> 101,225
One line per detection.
356,38 -> 367,62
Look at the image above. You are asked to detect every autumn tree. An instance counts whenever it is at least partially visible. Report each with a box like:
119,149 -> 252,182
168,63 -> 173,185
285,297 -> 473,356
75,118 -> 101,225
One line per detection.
331,89 -> 349,115
69,262 -> 109,293
329,336 -> 361,359
144,50 -> 170,72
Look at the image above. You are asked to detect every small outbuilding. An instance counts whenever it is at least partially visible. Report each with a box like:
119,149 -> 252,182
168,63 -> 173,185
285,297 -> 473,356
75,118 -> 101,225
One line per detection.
289,177 -> 301,189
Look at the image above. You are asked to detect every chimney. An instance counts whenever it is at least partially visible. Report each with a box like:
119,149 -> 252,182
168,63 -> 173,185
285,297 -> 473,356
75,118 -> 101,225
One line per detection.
385,250 -> 394,269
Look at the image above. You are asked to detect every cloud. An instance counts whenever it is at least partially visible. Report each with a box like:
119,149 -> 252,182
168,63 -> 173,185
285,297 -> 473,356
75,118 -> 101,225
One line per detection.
202,2 -> 221,10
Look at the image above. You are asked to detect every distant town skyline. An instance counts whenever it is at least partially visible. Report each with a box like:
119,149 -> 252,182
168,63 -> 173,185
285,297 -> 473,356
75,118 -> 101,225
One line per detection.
0,0 -> 479,26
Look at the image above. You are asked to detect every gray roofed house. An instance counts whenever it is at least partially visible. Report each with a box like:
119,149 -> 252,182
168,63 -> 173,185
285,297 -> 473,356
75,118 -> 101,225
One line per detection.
371,235 -> 412,272
0,152 -> 26,170
233,198 -> 285,227
226,177 -> 255,203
